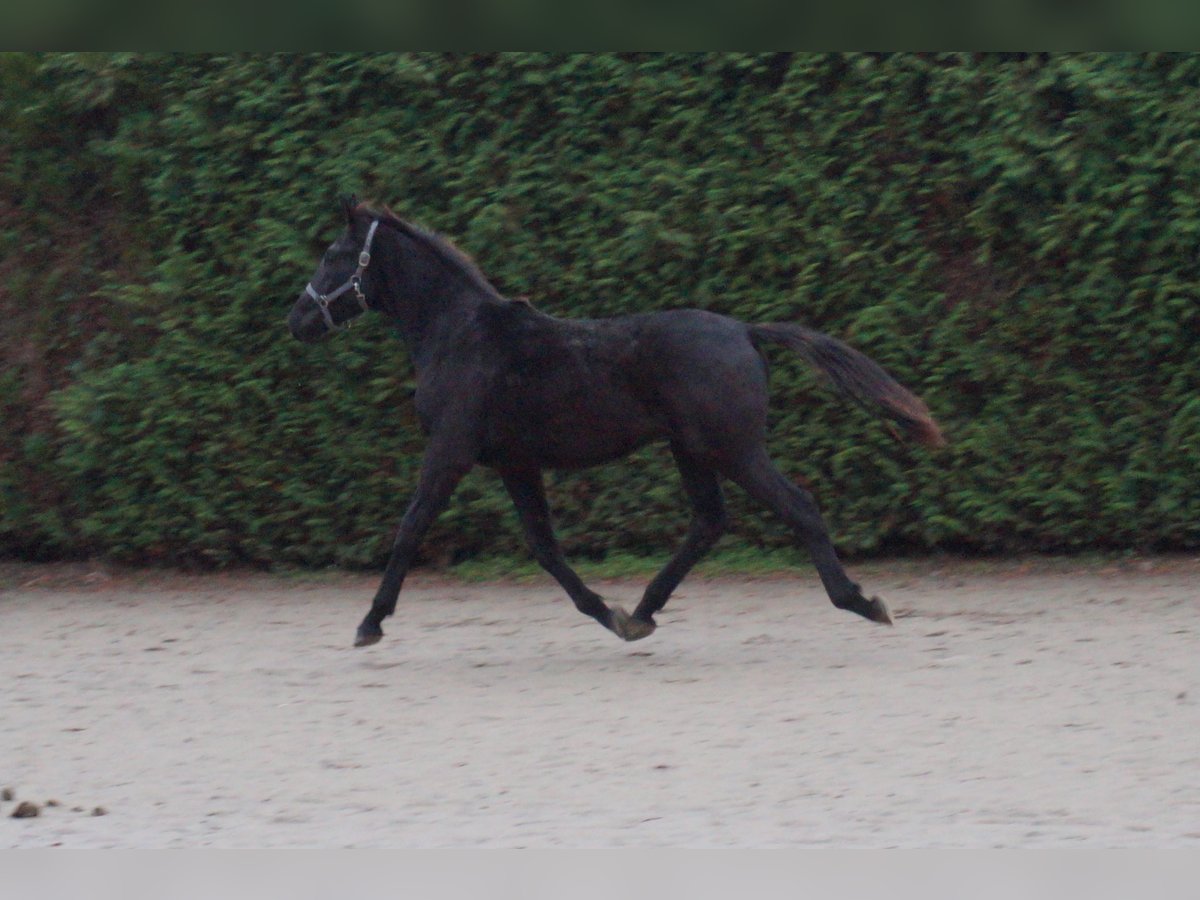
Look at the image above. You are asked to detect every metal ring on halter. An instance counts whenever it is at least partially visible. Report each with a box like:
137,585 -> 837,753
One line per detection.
304,219 -> 380,333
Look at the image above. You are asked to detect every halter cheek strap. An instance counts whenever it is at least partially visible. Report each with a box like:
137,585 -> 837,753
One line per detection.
305,219 -> 380,332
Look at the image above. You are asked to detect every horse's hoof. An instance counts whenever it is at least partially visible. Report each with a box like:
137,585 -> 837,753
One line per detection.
837,591 -> 894,626
865,596 -> 894,626
354,623 -> 383,647
611,606 -> 657,642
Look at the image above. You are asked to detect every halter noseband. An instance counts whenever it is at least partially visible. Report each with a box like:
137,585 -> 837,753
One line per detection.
305,219 -> 380,332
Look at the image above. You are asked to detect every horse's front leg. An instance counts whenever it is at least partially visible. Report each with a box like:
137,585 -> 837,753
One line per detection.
355,439 -> 475,647
499,467 -> 630,638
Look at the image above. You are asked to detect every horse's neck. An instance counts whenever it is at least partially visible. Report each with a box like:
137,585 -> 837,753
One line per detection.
382,258 -> 486,366
407,290 -> 484,366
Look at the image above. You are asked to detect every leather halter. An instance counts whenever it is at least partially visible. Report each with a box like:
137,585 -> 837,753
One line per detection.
304,219 -> 380,331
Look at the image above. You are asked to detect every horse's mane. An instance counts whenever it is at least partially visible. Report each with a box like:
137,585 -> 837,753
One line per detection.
356,203 -> 503,301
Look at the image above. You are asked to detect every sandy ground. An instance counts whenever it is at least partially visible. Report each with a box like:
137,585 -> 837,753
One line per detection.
1,557 -> 1198,848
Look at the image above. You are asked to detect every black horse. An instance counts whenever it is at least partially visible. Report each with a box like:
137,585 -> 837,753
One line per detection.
289,198 -> 944,648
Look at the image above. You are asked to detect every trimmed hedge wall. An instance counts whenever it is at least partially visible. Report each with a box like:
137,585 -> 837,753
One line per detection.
2,52 -> 1199,566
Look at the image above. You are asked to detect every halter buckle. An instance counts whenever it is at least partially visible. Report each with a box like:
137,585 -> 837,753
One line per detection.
351,275 -> 368,308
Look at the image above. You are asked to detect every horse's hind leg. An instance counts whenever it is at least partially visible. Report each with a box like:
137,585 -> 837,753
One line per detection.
723,447 -> 892,625
500,468 -> 625,637
627,448 -> 728,633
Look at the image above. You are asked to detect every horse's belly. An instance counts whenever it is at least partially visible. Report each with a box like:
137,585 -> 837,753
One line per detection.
536,426 -> 660,469
482,394 -> 665,469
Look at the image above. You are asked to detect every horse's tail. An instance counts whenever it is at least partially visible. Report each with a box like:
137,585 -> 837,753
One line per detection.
749,323 -> 945,448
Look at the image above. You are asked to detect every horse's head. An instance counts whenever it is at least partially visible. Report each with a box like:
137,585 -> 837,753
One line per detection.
288,195 -> 381,343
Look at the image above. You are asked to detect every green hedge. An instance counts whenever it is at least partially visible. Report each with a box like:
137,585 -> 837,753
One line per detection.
2,53 -> 1199,567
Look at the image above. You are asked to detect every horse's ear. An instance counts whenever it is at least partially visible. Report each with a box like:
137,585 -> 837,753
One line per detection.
339,194 -> 359,225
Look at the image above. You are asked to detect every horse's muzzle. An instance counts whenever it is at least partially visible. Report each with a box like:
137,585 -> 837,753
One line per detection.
288,295 -> 329,343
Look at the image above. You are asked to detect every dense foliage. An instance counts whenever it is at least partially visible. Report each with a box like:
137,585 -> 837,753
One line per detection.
2,53 -> 1198,567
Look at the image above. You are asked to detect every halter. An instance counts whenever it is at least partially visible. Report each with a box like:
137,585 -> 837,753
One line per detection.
305,219 -> 380,332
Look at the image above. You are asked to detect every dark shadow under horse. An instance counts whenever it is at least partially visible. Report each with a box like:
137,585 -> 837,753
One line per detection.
288,198 -> 944,647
